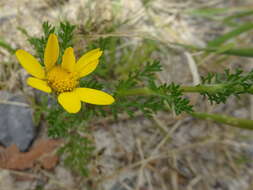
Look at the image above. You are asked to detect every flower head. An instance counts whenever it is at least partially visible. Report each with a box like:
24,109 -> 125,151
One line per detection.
16,34 -> 115,113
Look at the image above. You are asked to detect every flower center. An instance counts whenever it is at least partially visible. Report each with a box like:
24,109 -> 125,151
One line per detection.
47,66 -> 78,93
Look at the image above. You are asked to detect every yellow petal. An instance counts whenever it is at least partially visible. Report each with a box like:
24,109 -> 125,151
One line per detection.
75,88 -> 115,105
16,50 -> 45,79
44,34 -> 59,71
61,47 -> 76,72
58,91 -> 81,113
27,77 -> 51,93
75,48 -> 102,78
77,60 -> 99,78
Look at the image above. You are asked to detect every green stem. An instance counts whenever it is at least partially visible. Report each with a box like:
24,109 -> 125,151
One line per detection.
180,84 -> 225,93
120,84 -> 253,96
190,112 -> 253,130
119,86 -> 253,129
182,84 -> 253,94
119,87 -> 155,96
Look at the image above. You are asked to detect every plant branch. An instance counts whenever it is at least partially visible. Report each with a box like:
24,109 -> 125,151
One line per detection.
119,86 -> 253,129
119,84 -> 253,96
190,112 -> 253,130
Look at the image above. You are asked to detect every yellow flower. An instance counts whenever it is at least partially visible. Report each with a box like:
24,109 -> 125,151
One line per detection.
16,34 -> 115,113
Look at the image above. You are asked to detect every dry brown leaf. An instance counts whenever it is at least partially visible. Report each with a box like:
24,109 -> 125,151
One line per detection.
0,139 -> 63,170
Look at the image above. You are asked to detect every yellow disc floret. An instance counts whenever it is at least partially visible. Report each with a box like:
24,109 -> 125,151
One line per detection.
47,66 -> 78,93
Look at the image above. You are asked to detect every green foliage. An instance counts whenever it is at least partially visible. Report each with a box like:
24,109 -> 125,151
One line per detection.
186,7 -> 228,18
58,133 -> 94,177
26,16 -> 253,178
200,69 -> 253,104
57,22 -> 76,63
116,60 -> 162,93
45,103 -> 96,176
47,105 -> 75,138
234,154 -> 252,165
207,23 -> 253,47
81,18 -> 160,81
44,76 -> 108,176
186,7 -> 253,23
191,112 -> 253,129
176,8 -> 253,58
26,22 -> 55,63
58,22 -> 76,50
223,9 -> 253,25
112,60 -> 193,117
141,0 -> 154,7
175,42 -> 253,58
81,21 -> 168,118
28,21 -> 193,176
80,77 -> 104,90
0,38 -> 15,54
113,60 -> 163,118
19,21 -> 75,64
23,21 -> 93,176
150,83 -> 193,115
